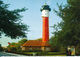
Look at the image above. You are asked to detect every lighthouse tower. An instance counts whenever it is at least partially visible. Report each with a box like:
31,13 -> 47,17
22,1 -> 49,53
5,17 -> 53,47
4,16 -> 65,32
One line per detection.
40,4 -> 51,42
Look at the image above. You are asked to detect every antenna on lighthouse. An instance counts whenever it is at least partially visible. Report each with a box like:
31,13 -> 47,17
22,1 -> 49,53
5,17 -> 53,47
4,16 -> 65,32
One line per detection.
45,0 -> 47,4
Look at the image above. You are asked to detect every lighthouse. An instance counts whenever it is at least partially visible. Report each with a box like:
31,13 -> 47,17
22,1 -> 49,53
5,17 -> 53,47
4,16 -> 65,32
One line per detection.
22,4 -> 51,51
40,4 -> 51,42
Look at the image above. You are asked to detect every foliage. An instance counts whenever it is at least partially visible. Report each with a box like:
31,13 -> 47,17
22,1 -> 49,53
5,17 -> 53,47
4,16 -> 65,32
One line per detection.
59,46 -> 66,53
10,47 -> 17,52
36,38 -> 42,41
50,36 -> 60,52
0,0 -> 29,39
51,0 -> 80,47
18,38 -> 28,45
0,44 -> 3,51
75,44 -> 80,55
7,39 -> 28,52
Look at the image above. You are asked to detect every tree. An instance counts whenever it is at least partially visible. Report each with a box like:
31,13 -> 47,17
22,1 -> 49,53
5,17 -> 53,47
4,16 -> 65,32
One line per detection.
7,42 -> 18,52
50,36 -> 60,52
0,44 -> 3,51
51,0 -> 80,47
0,0 -> 29,39
75,44 -> 80,55
7,39 -> 28,52
18,38 -> 27,45
36,38 -> 42,41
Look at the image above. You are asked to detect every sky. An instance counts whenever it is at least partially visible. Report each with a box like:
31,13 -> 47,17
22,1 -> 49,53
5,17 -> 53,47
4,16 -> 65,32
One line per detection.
0,0 -> 67,47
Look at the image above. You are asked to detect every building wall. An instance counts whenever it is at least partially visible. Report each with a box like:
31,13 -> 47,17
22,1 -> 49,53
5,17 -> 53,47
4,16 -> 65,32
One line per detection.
22,46 -> 51,51
45,47 -> 51,51
22,46 -> 41,51
41,46 -> 51,51
22,47 -> 25,50
41,47 -> 45,51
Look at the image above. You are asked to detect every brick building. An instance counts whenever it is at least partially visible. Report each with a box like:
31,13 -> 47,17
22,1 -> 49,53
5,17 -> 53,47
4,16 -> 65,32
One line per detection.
22,40 -> 51,51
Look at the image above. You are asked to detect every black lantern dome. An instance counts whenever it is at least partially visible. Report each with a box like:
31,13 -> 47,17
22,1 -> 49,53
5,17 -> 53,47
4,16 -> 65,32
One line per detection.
40,3 -> 51,11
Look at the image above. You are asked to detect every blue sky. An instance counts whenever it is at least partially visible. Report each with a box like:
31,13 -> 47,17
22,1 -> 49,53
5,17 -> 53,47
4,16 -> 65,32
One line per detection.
0,0 -> 67,47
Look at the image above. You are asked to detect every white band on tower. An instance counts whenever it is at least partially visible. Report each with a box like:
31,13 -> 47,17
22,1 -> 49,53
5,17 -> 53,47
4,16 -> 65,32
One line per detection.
42,10 -> 49,17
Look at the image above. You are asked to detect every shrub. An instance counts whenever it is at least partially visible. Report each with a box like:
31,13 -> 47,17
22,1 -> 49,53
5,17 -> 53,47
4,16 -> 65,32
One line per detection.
5,48 -> 9,52
60,46 -> 66,53
76,44 -> 80,55
52,47 -> 60,52
0,47 -> 4,51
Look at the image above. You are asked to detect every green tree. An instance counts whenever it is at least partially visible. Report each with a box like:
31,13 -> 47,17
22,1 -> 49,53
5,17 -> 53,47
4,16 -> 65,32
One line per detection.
50,36 -> 60,52
18,38 -> 28,45
75,44 -> 80,55
0,44 -> 3,51
7,42 -> 17,52
0,0 -> 29,39
18,39 -> 27,51
7,42 -> 16,48
52,0 -> 80,47
7,39 -> 27,52
36,38 -> 42,41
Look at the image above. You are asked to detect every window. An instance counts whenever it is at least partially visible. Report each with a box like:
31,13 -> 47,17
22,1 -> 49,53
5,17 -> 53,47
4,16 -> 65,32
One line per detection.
22,47 -> 25,50
46,47 -> 50,51
30,48 -> 32,50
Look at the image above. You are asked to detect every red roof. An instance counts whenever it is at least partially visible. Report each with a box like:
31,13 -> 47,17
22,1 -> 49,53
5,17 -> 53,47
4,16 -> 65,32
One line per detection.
22,40 -> 51,47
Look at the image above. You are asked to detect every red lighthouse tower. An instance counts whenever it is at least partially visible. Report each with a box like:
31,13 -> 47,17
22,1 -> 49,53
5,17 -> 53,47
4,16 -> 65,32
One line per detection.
41,4 -> 51,42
